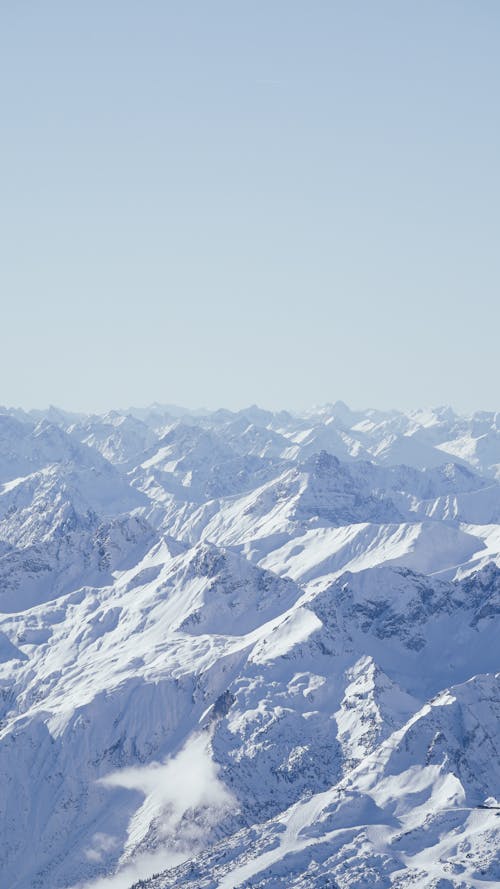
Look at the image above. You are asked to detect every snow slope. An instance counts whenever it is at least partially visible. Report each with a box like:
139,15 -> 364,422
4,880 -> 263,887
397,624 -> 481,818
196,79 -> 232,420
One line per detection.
0,402 -> 499,889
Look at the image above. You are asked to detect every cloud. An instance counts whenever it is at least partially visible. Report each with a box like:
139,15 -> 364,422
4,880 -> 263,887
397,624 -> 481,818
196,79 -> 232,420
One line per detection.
74,731 -> 234,889
85,833 -> 120,864
74,849 -> 187,889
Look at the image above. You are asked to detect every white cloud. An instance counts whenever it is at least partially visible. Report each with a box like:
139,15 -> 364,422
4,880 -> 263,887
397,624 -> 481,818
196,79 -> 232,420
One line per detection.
75,731 -> 233,889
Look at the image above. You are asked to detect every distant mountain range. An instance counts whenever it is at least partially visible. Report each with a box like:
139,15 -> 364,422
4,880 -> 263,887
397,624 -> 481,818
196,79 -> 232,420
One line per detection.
0,402 -> 499,889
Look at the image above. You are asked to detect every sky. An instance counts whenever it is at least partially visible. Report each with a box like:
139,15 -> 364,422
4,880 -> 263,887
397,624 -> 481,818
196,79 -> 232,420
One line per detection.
1,1 -> 499,414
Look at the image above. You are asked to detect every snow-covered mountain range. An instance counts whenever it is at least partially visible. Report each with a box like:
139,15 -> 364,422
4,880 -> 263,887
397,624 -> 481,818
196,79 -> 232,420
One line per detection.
0,402 -> 499,889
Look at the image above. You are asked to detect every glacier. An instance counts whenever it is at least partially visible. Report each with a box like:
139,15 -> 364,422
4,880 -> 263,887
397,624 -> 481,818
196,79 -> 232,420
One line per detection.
0,402 -> 499,889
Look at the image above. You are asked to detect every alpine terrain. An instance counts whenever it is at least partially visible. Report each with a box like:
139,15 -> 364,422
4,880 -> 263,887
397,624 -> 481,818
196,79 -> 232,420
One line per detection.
0,401 -> 499,889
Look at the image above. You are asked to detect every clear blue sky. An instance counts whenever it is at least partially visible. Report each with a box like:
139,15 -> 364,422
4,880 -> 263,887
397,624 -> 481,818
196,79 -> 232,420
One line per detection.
1,1 -> 499,413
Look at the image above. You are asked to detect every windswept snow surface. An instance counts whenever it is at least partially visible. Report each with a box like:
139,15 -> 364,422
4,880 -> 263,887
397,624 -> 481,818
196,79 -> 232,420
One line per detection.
0,403 -> 499,889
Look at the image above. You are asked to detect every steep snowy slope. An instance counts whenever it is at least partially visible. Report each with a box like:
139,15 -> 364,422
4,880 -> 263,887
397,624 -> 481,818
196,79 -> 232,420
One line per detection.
68,412 -> 158,468
0,402 -> 499,889
0,454 -> 149,613
148,674 -> 500,889
437,429 -> 500,480
157,453 -> 499,581
0,415 -> 117,484
132,421 -> 283,504
259,521 -> 485,588
116,561 -> 500,889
